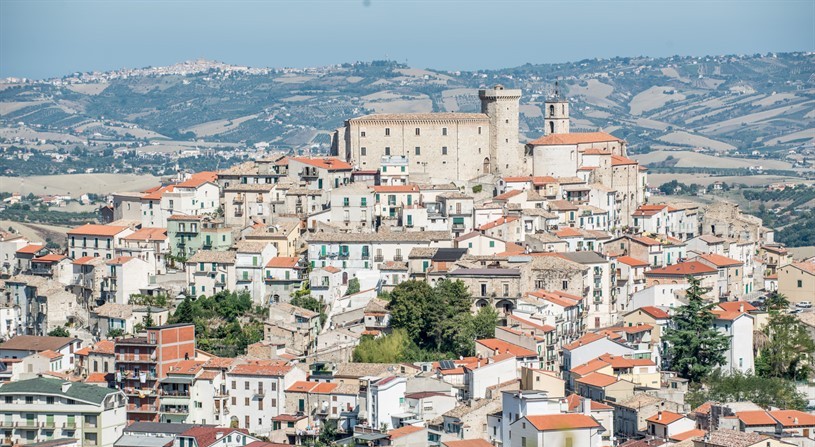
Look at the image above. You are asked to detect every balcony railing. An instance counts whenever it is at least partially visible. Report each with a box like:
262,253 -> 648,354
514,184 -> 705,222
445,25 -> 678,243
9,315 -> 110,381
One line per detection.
374,255 -> 384,262
253,388 -> 265,397
116,354 -> 156,363
127,404 -> 158,412
393,255 -> 403,262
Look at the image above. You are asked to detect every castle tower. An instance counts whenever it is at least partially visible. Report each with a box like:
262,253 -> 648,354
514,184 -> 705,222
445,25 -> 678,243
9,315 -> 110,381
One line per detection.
479,84 -> 521,175
544,83 -> 570,135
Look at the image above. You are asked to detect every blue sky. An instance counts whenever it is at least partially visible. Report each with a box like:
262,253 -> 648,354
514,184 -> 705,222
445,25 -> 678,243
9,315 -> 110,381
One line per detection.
1,0 -> 813,79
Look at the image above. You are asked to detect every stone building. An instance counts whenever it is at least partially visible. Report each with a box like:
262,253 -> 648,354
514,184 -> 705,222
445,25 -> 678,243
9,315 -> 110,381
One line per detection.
333,85 -> 525,180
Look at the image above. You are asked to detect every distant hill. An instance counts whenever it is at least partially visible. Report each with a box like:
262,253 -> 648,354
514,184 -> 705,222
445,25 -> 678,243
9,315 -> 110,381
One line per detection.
1,53 -> 813,154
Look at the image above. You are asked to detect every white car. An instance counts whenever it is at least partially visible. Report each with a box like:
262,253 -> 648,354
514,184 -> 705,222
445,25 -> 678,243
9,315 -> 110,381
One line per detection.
796,301 -> 812,308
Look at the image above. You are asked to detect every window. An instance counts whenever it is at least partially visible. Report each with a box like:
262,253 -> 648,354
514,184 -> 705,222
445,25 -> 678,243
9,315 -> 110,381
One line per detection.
442,127 -> 448,136
46,396 -> 54,405
489,241 -> 495,248
478,126 -> 482,134
415,128 -> 420,136
384,147 -> 391,156
361,197 -> 367,207
385,128 -> 390,136
231,380 -> 236,389
361,147 -> 366,156
25,396 -> 33,404
360,131 -> 366,137
343,197 -> 349,207
415,147 -> 421,156
244,381 -> 249,390
245,397 -> 250,406
442,146 -> 448,155
562,280 -> 569,290
799,280 -> 803,288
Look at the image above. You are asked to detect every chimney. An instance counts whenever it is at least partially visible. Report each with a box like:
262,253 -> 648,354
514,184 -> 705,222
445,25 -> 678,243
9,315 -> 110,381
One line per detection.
794,417 -> 799,424
739,303 -> 744,312
657,411 -> 662,421
582,397 -> 591,416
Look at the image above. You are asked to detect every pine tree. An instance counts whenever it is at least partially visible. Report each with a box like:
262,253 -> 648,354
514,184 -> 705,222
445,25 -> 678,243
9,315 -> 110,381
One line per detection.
756,293 -> 815,380
663,276 -> 731,382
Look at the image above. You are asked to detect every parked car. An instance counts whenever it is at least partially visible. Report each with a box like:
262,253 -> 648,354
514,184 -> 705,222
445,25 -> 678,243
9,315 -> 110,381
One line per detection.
796,301 -> 812,308
790,308 -> 803,314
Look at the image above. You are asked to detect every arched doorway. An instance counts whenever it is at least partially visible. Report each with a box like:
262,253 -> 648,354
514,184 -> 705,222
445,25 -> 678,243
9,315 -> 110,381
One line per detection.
482,158 -> 491,174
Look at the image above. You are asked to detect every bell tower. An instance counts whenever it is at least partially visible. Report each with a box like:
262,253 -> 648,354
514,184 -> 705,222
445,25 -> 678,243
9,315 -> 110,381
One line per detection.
544,82 -> 569,135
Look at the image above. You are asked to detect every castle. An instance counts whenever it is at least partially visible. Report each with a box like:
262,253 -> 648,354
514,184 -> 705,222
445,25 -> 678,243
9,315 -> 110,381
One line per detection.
332,85 -> 527,181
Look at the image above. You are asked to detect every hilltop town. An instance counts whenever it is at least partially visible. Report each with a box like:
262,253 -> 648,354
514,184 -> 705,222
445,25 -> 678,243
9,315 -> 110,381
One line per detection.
0,85 -> 814,447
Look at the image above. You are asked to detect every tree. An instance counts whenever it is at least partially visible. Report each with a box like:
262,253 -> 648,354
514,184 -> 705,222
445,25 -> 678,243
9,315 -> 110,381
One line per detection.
107,328 -> 125,338
48,326 -> 70,337
473,305 -> 500,340
756,292 -> 815,380
687,370 -> 807,410
345,277 -> 360,296
663,277 -> 731,382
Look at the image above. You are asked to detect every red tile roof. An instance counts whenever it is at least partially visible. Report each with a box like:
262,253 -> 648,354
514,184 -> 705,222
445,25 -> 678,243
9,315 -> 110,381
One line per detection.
698,253 -> 742,268
670,428 -> 706,441
564,394 -> 613,412
372,184 -> 419,193
493,189 -> 524,200
106,256 -> 135,265
39,349 -> 63,359
122,227 -> 167,241
617,256 -> 649,267
611,155 -> 638,166
84,372 -> 114,384
632,204 -> 668,216
388,425 -> 424,439
503,176 -> 558,185
646,261 -> 717,276
230,360 -> 292,376
292,157 -> 352,171
16,244 -> 46,254
442,439 -> 494,447
528,132 -> 623,146
630,235 -> 662,246
67,224 -> 128,237
72,256 -> 98,265
478,216 -> 519,231
563,333 -> 608,351
141,185 -> 174,200
770,409 -> 815,427
476,338 -> 537,357
576,372 -> 619,388
736,410 -> 777,426
33,253 -> 66,263
555,227 -> 583,238
180,427 -> 250,447
646,411 -> 686,425
636,306 -> 670,319
571,358 -> 611,376
176,171 -> 218,188
286,381 -> 338,394
525,413 -> 601,431
528,290 -> 583,308
716,301 -> 757,313
266,257 -> 301,269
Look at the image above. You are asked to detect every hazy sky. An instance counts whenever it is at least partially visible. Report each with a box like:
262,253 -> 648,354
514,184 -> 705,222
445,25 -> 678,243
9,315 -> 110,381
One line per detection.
1,0 -> 813,79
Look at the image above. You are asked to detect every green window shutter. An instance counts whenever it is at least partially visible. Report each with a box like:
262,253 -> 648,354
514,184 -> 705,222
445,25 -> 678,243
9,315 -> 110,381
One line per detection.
407,195 -> 412,205
490,241 -> 495,248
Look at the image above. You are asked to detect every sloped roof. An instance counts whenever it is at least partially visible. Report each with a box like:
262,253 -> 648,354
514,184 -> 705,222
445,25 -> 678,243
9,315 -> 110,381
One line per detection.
528,132 -> 622,146
646,410 -> 686,425
0,335 -> 77,352
646,261 -> 716,276
524,413 -> 601,431
67,224 -> 128,237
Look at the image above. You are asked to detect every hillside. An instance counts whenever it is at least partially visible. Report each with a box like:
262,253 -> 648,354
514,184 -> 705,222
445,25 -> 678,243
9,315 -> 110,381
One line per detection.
1,53 -> 813,159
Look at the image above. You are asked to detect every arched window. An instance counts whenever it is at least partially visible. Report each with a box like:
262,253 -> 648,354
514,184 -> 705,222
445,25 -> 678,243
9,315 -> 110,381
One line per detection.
549,121 -> 555,134
549,105 -> 555,116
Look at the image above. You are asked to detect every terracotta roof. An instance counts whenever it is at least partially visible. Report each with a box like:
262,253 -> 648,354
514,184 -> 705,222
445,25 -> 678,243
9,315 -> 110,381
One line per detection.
506,314 -> 555,333
716,301 -> 757,312
141,185 -> 174,200
230,360 -> 293,376
16,244 -> 46,254
388,425 -> 424,439
106,256 -> 135,265
266,257 -> 301,269
493,189 -> 524,200
291,157 -> 352,171
476,338 -> 536,357
563,333 -> 608,351
791,261 -> 815,275
736,410 -> 776,426
617,256 -> 649,267
372,185 -> 419,193
692,401 -> 715,415
38,349 -> 63,359
598,353 -> 655,368
503,176 -> 558,185
168,214 -> 203,221
72,256 -> 101,265
322,266 -> 341,273
637,306 -> 670,319
613,324 -> 654,334
632,204 -> 668,216
711,309 -> 751,321
84,372 -> 113,384
670,429 -> 706,441
33,253 -> 66,263
698,253 -> 742,267
571,358 -> 611,376
646,261 -> 716,276
528,290 -> 583,308
67,224 -> 128,237
555,227 -> 583,238
286,381 -> 338,394
564,394 -> 613,412
528,131 -> 623,146
525,413 -> 601,431
179,427 -> 249,447
0,335 -> 77,352
88,340 -> 115,355
176,171 -> 218,188
630,235 -> 662,246
576,372 -> 619,388
647,410 -> 686,425
611,155 -> 638,166
770,409 -> 815,427
478,216 -> 519,231
582,148 -> 612,155
123,227 -> 168,241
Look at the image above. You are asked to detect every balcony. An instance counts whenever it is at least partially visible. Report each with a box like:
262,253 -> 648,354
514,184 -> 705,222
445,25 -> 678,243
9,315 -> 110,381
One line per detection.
253,388 -> 266,397
63,422 -> 76,429
117,353 -> 157,363
338,253 -> 349,260
300,169 -> 319,179
361,253 -> 370,260
160,389 -> 190,397
42,421 -> 56,429
374,255 -> 384,262
127,404 -> 158,413
15,421 -> 38,429
393,255 -> 403,262
452,223 -> 466,231
30,267 -> 53,276
233,195 -> 244,204
0,420 -> 12,428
